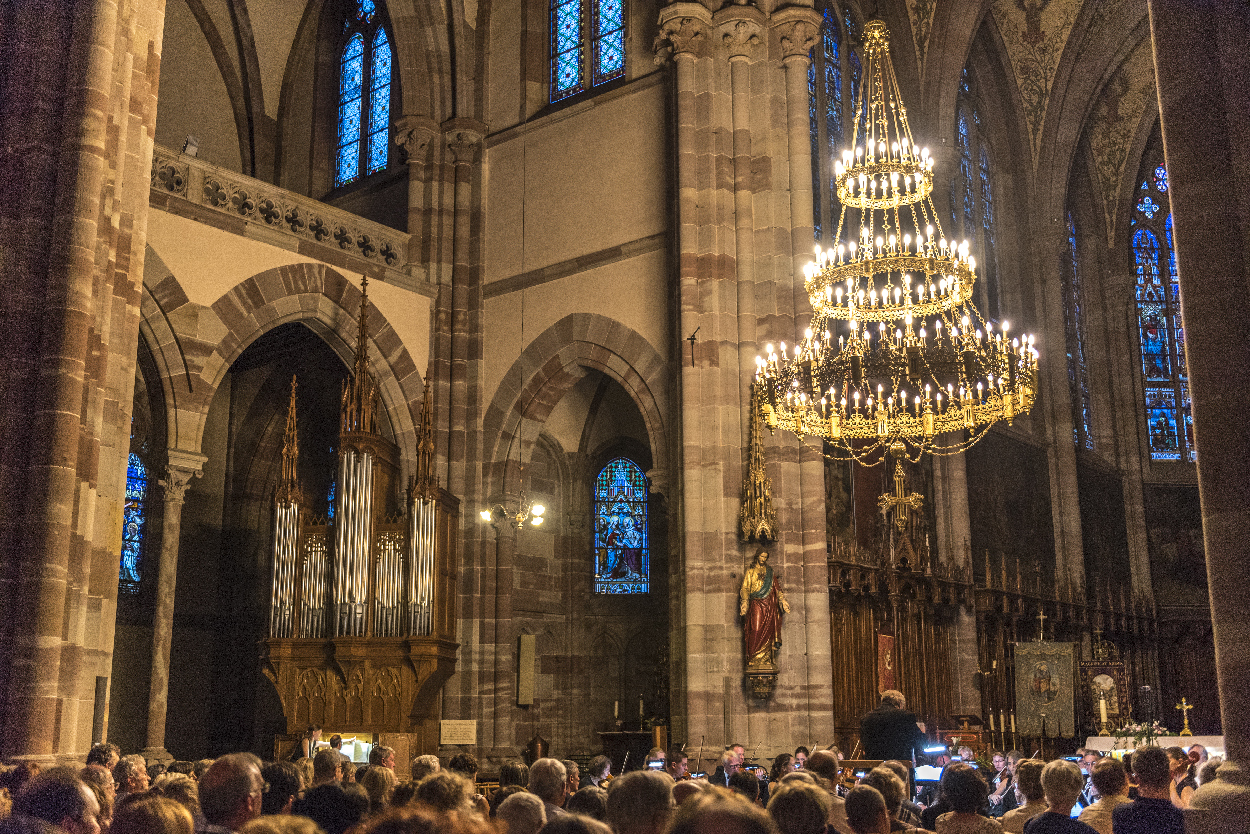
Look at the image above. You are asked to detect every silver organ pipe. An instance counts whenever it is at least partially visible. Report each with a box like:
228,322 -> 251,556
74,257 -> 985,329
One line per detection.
301,534 -> 327,638
374,532 -> 403,637
409,496 -> 435,636
270,502 -> 300,637
334,450 -> 373,637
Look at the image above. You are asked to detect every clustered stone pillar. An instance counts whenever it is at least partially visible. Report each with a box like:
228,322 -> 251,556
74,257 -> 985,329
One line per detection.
142,453 -> 206,763
1146,1 -> 1250,830
0,0 -> 166,759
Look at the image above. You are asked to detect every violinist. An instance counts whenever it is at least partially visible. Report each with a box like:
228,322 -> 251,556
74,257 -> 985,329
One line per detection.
579,755 -> 611,790
666,750 -> 690,781
986,750 -> 1017,817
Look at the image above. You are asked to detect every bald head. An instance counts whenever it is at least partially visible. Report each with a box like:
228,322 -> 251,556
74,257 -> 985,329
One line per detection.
805,751 -> 839,782
199,753 -> 263,830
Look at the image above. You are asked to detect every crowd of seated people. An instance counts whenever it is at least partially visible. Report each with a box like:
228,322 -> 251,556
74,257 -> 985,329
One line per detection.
0,736 -> 1220,834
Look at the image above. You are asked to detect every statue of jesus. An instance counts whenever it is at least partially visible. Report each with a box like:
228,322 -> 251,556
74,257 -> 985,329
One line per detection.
739,549 -> 790,666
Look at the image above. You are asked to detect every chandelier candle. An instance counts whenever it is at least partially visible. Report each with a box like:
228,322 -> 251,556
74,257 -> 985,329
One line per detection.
755,21 -> 1039,463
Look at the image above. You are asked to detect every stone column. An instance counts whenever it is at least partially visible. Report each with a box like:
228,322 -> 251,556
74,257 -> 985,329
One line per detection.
772,10 -> 821,280
1145,1 -> 1250,830
142,452 -> 205,763
394,115 -> 439,260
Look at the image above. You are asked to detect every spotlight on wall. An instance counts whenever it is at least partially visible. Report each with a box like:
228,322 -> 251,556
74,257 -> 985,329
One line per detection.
182,135 -> 200,157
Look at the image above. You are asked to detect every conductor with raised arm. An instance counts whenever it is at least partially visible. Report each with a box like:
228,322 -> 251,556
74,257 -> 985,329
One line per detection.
859,689 -> 926,762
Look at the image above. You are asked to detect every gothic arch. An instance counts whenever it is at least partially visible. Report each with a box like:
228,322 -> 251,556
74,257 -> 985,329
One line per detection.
481,314 -> 668,502
138,263 -> 425,476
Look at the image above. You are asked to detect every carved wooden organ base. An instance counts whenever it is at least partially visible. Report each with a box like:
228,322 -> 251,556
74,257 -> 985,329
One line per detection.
262,636 -> 457,754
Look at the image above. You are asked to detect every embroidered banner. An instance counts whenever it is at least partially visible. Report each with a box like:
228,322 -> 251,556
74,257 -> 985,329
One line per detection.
877,633 -> 896,693
1014,641 -> 1076,737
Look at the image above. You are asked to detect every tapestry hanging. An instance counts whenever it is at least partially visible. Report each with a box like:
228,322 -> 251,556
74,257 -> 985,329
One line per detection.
1014,641 -> 1076,737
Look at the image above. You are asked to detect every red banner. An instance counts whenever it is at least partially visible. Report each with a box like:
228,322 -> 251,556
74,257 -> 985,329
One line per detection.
877,633 -> 896,693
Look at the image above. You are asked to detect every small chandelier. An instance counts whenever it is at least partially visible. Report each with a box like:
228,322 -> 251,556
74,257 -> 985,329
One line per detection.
754,21 -> 1038,463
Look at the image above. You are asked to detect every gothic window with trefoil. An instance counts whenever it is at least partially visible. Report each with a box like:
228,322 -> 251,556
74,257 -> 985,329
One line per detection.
335,0 -> 393,187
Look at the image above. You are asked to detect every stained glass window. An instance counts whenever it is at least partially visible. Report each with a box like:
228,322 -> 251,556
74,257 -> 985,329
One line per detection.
1062,211 -> 1092,449
953,69 -> 1000,320
335,1 -> 391,187
593,458 -> 649,594
1132,161 -> 1193,462
551,0 -> 625,102
808,3 -> 859,243
119,452 -> 148,594
327,481 -> 337,520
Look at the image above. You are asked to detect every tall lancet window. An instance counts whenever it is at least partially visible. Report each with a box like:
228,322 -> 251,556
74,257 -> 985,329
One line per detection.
593,458 -> 649,594
808,2 -> 860,242
951,69 -> 1001,320
550,0 -> 625,102
1062,210 -> 1092,449
119,452 -> 149,594
335,0 -> 392,187
1133,162 -> 1193,462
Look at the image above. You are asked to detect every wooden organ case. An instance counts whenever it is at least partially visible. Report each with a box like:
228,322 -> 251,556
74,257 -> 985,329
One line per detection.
262,280 -> 458,757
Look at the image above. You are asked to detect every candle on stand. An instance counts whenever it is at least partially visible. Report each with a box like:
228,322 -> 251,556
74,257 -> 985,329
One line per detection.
640,696 -> 645,718
614,700 -> 619,719
1011,713 -> 1016,733
989,713 -> 995,732
1000,710 -> 1005,736
1100,696 -> 1108,724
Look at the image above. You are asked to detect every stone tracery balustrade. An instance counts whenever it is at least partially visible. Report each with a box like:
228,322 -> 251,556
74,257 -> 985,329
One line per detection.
150,145 -> 415,287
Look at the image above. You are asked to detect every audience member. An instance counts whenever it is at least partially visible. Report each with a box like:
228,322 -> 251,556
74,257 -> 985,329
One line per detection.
1110,747 -> 1183,834
801,751 -> 852,834
78,765 -> 115,831
1076,759 -> 1129,834
292,784 -> 364,834
359,766 -> 396,815
934,763 -> 999,834
882,760 -> 923,828
1164,747 -> 1196,809
1197,756 -> 1222,787
368,747 -> 396,772
238,816 -> 324,834
1076,753 -> 1099,810
410,755 -> 440,783
170,762 -> 197,777
112,794 -> 194,834
667,787 -> 777,834
729,770 -> 760,804
260,763 -> 301,816
342,763 -> 359,785
447,754 -> 478,784
390,780 -> 418,809
858,767 -> 911,832
496,791 -> 546,834
844,785 -> 890,834
579,757 -> 611,791
311,750 -> 342,788
604,770 -> 674,834
529,758 -> 569,819
113,755 -> 150,799
767,781 -> 830,834
86,744 -> 121,771
150,762 -> 170,782
12,767 -> 101,834
1000,760 -> 1046,834
537,815 -> 613,834
565,786 -> 607,820
198,753 -> 266,833
293,760 -> 314,793
194,761 -> 216,782
489,786 -> 526,818
152,772 -> 202,819
0,764 -> 42,800
672,781 -> 706,807
412,771 -> 477,816
563,761 -> 581,797
500,761 -> 531,789
1020,760 -> 1095,833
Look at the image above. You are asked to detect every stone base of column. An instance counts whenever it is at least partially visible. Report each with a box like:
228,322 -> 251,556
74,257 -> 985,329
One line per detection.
1185,761 -> 1250,833
141,746 -> 174,766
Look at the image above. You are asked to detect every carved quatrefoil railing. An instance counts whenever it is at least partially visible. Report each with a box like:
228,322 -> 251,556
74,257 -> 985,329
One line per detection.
150,145 -> 418,288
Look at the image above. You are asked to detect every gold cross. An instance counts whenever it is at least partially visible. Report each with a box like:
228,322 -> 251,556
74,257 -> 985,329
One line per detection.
1036,608 -> 1047,641
877,459 -> 924,531
1176,697 -> 1194,736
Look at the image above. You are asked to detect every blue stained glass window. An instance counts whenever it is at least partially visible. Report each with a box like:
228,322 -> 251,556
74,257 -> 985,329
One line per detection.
1133,163 -> 1193,461
592,0 -> 624,85
593,458 -> 649,594
1063,211 -> 1092,449
336,6 -> 390,187
327,481 -> 336,520
119,452 -> 148,594
551,0 -> 583,100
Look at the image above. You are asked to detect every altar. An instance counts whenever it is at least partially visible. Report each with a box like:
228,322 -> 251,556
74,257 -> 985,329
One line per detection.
1084,735 -> 1224,758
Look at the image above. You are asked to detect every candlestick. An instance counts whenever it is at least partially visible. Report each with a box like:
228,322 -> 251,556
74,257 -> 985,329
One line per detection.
989,713 -> 995,732
614,700 -> 619,719
640,696 -> 645,719
1000,710 -> 1005,738
1099,696 -> 1108,725
1010,713 -> 1016,733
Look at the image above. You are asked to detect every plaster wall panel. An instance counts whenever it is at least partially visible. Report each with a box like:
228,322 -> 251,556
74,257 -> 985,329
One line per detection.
245,0 -> 307,118
484,83 -> 667,283
481,246 -> 667,412
487,0 -> 523,129
157,0 -> 244,172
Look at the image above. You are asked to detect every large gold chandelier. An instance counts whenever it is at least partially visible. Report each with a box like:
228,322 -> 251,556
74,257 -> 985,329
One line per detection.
755,21 -> 1038,463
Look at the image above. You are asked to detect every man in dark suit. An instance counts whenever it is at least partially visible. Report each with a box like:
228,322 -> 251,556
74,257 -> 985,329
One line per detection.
859,690 -> 926,763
